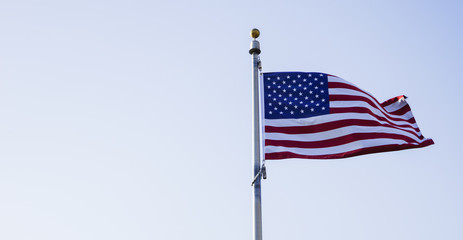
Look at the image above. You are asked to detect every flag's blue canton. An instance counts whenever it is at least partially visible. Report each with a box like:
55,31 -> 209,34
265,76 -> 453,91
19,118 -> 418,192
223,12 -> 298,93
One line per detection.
263,72 -> 330,119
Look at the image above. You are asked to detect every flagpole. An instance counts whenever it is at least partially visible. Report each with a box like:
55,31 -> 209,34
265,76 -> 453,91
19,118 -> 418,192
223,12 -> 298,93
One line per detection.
249,28 -> 263,240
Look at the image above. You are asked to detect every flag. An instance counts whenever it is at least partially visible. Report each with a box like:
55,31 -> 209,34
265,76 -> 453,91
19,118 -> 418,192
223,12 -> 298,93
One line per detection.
262,72 -> 434,160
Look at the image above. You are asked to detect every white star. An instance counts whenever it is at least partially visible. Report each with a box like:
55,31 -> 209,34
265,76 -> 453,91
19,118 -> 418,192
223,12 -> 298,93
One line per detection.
273,90 -> 277,93
315,94 -> 319,98
277,85 -> 281,88
309,82 -> 313,86
274,107 -> 278,110
293,88 -> 297,92
269,103 -> 272,106
284,106 -> 288,110
305,96 -> 309,100
294,97 -> 298,100
314,86 -> 318,90
322,107 -> 325,110
305,104 -> 309,107
273,98 -> 277,101
321,90 -> 324,93
309,90 -> 313,94
284,98 -> 287,101
299,92 -> 303,96
316,103 -> 319,106
278,102 -> 282,105
273,81 -> 276,85
269,111 -> 272,114
322,99 -> 325,102
278,94 -> 282,97
287,75 -> 290,79
292,80 -> 296,83
290,111 -> 294,114
298,84 -> 302,87
280,111 -> 283,114
289,93 -> 292,97
267,86 -> 271,89
288,85 -> 292,88
267,77 -> 271,80
320,82 -> 324,85
283,89 -> 286,93
297,75 -> 301,78
308,74 -> 312,77
301,110 -> 304,113
289,101 -> 292,105
277,77 -> 280,80
299,101 -> 303,104
303,79 -> 307,82
311,108 -> 314,112
320,73 -> 323,76
294,105 -> 298,109
311,100 -> 314,103
314,78 -> 318,81
303,87 -> 307,90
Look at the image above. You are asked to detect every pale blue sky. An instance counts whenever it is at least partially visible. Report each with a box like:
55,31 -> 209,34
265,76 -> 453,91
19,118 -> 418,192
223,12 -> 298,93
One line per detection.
1,0 -> 462,239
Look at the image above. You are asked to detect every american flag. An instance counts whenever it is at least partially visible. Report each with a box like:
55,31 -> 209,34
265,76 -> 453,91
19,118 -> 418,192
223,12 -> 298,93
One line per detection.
262,72 -> 434,160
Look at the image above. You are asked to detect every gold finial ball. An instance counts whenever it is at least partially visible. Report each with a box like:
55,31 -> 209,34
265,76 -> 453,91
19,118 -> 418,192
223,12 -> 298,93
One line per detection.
251,28 -> 260,39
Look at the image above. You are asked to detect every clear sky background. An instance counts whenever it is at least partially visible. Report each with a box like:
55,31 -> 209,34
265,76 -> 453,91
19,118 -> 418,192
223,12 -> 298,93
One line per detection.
1,0 -> 462,239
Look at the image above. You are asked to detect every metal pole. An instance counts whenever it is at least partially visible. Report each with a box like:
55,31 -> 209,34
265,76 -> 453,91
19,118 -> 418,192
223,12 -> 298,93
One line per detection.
249,28 -> 262,240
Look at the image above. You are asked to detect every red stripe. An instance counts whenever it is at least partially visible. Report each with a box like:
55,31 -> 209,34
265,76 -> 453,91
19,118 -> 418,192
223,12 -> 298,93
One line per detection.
330,83 -> 410,117
265,132 -> 421,148
330,94 -> 413,122
330,106 -> 417,126
265,139 -> 435,160
381,95 -> 407,107
265,119 -> 424,140
329,81 -> 387,110
389,104 -> 412,116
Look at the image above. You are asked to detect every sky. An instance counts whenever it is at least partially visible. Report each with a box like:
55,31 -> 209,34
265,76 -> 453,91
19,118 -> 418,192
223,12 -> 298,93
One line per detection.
0,0 -> 462,239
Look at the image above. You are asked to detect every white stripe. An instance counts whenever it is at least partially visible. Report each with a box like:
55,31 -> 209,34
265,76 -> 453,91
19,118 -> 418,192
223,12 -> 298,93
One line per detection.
383,97 -> 408,112
328,75 -> 350,84
265,138 -> 419,156
264,112 -> 419,132
329,76 -> 408,108
329,88 -> 413,120
330,100 -> 416,126
265,125 -> 424,143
